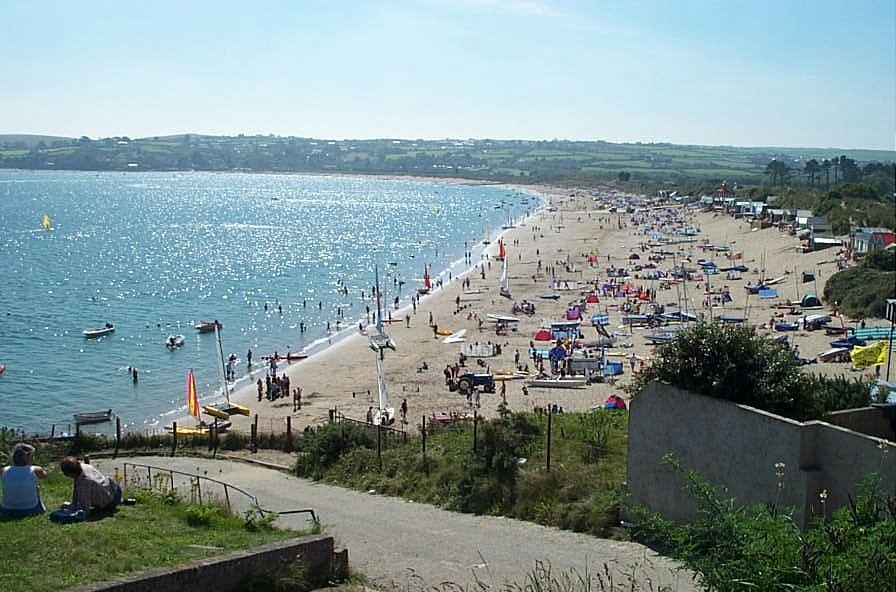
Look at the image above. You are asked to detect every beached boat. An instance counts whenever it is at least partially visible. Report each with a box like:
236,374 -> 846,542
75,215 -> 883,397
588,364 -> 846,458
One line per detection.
538,293 -> 561,300
417,264 -> 432,295
526,376 -> 587,389
499,255 -> 511,299
194,321 -> 222,333
644,333 -> 676,344
83,323 -> 115,338
201,325 -> 251,419
817,347 -> 850,363
73,409 -> 112,424
371,352 -> 395,426
486,313 -> 520,323
166,420 -> 232,436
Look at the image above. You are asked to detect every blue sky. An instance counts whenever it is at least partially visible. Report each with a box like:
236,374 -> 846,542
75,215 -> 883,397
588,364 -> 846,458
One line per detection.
1,0 -> 893,149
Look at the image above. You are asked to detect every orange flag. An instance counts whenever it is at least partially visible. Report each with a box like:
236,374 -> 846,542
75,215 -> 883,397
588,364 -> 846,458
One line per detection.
187,369 -> 199,418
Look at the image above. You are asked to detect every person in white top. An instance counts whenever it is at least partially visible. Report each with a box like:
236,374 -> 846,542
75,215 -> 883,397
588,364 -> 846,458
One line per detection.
1,443 -> 47,517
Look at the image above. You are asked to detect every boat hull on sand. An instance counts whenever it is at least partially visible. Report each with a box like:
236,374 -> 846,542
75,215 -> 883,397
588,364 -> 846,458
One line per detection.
526,377 -> 587,389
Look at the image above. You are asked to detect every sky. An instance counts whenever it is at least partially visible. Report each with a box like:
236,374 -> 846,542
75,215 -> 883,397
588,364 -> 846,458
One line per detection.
1,0 -> 894,150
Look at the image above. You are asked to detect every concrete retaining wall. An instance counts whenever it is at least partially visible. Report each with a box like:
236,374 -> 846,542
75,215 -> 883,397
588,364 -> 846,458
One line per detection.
627,382 -> 896,527
68,535 -> 343,592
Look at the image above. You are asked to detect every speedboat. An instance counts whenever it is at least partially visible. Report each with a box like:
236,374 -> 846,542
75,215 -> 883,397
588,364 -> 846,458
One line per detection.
194,321 -> 222,333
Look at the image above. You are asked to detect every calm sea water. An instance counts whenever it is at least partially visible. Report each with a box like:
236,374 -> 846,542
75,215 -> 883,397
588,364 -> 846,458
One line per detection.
0,170 -> 538,434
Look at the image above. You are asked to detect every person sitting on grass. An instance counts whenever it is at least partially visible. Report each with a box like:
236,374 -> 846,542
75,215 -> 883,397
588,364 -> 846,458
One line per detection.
0,443 -> 47,517
59,457 -> 122,515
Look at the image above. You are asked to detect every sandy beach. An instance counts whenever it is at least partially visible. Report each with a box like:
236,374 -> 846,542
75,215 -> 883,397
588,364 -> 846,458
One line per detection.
188,185 -> 878,435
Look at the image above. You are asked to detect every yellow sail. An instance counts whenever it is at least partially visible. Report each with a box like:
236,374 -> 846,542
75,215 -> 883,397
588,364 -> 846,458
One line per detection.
42,214 -> 51,230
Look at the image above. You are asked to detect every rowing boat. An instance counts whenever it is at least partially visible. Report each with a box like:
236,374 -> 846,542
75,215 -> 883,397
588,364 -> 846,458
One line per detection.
73,409 -> 112,424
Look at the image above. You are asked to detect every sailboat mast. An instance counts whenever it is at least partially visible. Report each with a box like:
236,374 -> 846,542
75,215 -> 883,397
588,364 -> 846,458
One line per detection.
214,324 -> 230,404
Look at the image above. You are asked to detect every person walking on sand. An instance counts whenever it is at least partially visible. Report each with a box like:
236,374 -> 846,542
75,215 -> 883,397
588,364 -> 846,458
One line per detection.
400,398 -> 408,422
629,352 -> 637,372
366,406 -> 374,424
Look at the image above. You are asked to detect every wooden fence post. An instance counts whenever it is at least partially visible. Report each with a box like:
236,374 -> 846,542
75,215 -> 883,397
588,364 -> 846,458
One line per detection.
472,409 -> 478,453
421,415 -> 428,474
377,425 -> 383,471
285,416 -> 293,452
114,417 -> 121,457
251,414 -> 258,453
171,422 -> 177,456
546,411 -> 552,471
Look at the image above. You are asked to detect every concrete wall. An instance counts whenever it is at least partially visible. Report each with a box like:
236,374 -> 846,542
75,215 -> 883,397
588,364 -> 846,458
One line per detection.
627,382 -> 896,527
69,535 -> 343,592
824,406 -> 895,442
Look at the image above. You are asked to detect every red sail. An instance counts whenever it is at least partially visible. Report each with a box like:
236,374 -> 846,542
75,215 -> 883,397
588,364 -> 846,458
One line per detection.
424,265 -> 431,290
498,240 -> 506,259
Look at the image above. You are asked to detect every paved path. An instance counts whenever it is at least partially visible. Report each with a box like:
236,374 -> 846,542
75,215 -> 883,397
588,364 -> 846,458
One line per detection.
97,456 -> 697,591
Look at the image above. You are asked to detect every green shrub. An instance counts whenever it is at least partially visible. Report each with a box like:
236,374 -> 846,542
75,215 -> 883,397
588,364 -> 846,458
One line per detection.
630,323 -> 874,421
629,456 -> 896,592
294,422 -> 376,480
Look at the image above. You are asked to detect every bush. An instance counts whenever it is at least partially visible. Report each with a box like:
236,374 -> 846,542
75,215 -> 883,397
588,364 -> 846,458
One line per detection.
630,323 -> 873,421
629,456 -> 896,592
294,422 -> 376,480
824,263 -> 895,320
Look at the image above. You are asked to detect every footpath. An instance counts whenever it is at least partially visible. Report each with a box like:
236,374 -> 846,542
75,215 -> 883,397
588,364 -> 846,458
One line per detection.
95,455 -> 697,592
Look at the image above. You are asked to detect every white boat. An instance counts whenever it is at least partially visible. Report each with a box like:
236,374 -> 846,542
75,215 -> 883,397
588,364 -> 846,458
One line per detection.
442,329 -> 467,344
83,323 -> 115,338
526,376 -> 588,389
73,409 -> 112,424
486,313 -> 520,323
369,265 -> 397,353
371,353 -> 395,426
166,334 -> 185,349
499,253 -> 511,299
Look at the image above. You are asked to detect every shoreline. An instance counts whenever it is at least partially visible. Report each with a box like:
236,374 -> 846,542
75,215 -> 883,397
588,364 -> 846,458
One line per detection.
168,184 -> 879,436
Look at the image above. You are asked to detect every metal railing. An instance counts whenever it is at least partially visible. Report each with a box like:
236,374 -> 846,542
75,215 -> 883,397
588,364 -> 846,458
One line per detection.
121,461 -> 318,524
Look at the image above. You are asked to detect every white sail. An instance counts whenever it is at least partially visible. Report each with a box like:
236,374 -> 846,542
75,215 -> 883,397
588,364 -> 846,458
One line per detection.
373,353 -> 394,425
499,257 -> 511,298
369,264 -> 396,353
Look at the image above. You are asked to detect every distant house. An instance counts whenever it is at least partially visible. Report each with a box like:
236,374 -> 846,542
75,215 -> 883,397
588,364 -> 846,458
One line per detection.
850,226 -> 896,258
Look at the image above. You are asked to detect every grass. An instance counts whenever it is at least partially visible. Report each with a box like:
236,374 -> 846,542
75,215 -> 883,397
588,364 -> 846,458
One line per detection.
299,410 -> 630,538
0,455 -> 314,592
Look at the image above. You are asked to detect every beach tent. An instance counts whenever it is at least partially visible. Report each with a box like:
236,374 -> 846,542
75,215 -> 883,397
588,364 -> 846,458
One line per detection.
585,293 -> 599,303
603,394 -> 627,410
801,294 -> 822,308
566,307 -> 582,321
533,328 -> 553,341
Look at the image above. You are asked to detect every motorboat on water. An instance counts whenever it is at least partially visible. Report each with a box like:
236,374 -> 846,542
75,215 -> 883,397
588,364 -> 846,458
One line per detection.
166,334 -> 185,349
83,323 -> 115,338
194,321 -> 222,333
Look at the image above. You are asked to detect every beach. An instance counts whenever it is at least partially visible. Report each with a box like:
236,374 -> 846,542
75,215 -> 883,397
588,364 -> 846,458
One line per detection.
209,185 -> 877,435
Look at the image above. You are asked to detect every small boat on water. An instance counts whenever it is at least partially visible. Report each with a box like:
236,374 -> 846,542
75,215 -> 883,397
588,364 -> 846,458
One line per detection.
166,334 -> 185,349
74,409 -> 113,424
83,323 -> 115,338
526,376 -> 588,389
194,321 -> 222,333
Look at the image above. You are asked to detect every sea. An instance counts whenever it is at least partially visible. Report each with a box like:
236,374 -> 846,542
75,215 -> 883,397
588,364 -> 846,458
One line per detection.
0,170 -> 540,435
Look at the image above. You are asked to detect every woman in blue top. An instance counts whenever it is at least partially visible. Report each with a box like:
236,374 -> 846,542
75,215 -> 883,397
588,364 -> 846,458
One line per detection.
1,443 -> 47,517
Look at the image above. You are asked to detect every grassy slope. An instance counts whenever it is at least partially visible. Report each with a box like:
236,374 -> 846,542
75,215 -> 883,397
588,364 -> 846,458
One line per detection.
0,467 -> 306,592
